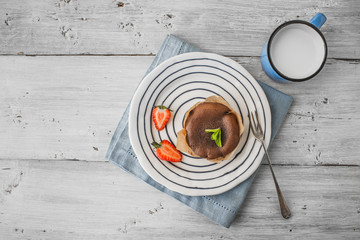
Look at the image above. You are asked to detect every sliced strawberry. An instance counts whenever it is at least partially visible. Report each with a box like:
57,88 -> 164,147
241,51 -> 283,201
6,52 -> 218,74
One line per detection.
151,140 -> 182,162
152,105 -> 171,131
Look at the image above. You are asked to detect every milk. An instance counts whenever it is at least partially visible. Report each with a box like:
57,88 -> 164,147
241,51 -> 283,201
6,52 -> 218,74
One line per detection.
269,23 -> 326,79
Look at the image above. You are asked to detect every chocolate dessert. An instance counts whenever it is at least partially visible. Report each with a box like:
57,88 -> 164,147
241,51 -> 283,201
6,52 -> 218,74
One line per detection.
176,96 -> 244,163
186,102 -> 240,159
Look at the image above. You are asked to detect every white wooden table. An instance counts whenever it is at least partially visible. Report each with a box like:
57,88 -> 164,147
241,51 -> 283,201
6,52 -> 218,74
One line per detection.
1,0 -> 359,239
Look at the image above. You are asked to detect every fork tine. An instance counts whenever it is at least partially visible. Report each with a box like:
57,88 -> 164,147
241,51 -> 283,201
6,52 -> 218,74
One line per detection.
251,112 -> 257,129
254,110 -> 264,135
249,113 -> 256,134
254,109 -> 259,122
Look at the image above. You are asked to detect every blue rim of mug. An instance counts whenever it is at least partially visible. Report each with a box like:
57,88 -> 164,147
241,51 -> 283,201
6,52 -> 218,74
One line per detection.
267,20 -> 328,82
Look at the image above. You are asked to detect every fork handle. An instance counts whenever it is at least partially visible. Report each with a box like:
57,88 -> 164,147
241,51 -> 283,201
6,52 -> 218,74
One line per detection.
261,141 -> 291,219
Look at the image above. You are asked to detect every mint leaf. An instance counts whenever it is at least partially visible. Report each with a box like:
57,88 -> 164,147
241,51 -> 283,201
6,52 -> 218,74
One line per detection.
205,129 -> 216,133
205,128 -> 222,147
215,129 -> 222,147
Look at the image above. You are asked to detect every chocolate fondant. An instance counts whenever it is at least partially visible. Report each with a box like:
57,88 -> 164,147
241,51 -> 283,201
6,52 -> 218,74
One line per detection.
185,102 -> 240,159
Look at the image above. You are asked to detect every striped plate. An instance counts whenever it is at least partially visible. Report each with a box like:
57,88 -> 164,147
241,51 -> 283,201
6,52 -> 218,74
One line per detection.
129,52 -> 271,196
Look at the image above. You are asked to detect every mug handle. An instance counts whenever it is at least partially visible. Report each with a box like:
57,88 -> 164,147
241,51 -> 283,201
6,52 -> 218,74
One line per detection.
310,13 -> 327,29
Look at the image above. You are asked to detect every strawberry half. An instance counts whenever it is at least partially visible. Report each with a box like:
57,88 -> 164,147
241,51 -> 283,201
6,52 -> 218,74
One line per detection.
151,140 -> 182,162
152,105 -> 171,131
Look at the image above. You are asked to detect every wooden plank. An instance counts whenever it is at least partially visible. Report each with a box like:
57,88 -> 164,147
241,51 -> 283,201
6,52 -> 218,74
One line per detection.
0,160 -> 359,239
1,56 -> 359,165
0,56 -> 151,161
0,0 -> 359,58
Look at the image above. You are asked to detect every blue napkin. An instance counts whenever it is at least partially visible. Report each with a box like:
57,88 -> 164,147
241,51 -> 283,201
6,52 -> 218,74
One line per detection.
106,35 -> 293,228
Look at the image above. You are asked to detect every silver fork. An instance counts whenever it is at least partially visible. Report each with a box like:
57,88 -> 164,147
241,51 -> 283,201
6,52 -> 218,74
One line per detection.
249,110 -> 291,219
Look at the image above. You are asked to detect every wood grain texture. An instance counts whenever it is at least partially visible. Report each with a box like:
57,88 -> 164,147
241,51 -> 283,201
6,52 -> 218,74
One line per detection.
0,160 -> 359,239
1,56 -> 359,165
0,0 -> 359,58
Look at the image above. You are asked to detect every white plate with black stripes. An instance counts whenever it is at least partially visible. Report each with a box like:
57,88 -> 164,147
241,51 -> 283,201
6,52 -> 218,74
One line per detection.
129,52 -> 271,196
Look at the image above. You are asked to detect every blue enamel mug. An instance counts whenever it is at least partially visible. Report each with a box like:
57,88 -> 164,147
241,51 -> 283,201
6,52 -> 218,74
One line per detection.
261,13 -> 328,83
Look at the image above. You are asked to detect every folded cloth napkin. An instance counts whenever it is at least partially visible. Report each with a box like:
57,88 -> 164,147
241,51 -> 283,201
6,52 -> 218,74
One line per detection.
106,35 -> 293,228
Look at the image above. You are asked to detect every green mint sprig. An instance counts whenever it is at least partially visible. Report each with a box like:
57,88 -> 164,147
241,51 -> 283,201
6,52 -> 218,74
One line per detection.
205,128 -> 222,147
